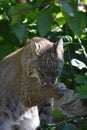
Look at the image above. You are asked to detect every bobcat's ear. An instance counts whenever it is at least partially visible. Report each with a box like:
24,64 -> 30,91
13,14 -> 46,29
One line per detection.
56,38 -> 64,60
34,42 -> 41,55
35,42 -> 40,50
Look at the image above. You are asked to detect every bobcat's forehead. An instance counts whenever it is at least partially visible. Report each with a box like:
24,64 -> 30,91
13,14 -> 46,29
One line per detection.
30,37 -> 54,55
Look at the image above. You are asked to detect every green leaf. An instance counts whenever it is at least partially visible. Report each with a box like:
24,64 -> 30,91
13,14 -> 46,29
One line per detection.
62,123 -> 78,130
75,75 -> 87,85
52,109 -> 67,121
37,6 -> 53,37
62,9 -> 86,36
11,14 -> 21,25
11,23 -> 27,43
77,85 -> 87,99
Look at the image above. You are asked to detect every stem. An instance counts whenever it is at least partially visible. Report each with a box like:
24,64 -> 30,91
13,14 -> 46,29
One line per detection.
67,44 -> 75,88
77,35 -> 87,61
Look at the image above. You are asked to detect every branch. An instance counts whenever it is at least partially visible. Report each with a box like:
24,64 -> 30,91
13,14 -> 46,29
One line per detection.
10,1 -> 53,17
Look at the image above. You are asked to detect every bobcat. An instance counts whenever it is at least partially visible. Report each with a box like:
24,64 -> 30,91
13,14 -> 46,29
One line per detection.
0,37 -> 66,130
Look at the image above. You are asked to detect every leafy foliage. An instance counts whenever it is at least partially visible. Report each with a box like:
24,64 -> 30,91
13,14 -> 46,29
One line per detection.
77,85 -> 87,99
0,0 -> 87,129
52,109 -> 67,121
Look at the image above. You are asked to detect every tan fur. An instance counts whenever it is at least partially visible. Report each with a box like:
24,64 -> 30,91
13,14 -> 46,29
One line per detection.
0,37 -> 64,107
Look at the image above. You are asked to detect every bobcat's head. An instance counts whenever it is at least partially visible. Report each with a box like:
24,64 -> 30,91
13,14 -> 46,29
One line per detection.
28,37 -> 64,84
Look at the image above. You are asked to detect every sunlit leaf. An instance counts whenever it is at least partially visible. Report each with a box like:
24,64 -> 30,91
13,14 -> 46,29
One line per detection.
63,35 -> 73,45
75,49 -> 83,55
71,59 -> 87,69
56,17 -> 66,26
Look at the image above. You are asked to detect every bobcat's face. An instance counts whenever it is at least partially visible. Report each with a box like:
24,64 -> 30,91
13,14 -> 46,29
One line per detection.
32,38 -> 64,84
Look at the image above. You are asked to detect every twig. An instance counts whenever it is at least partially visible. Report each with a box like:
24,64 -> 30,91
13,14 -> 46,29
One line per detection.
55,116 -> 87,127
55,118 -> 73,127
77,35 -> 87,61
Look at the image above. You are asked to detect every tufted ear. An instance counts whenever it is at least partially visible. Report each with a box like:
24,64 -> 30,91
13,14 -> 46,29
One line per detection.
56,38 -> 64,60
34,42 -> 41,56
